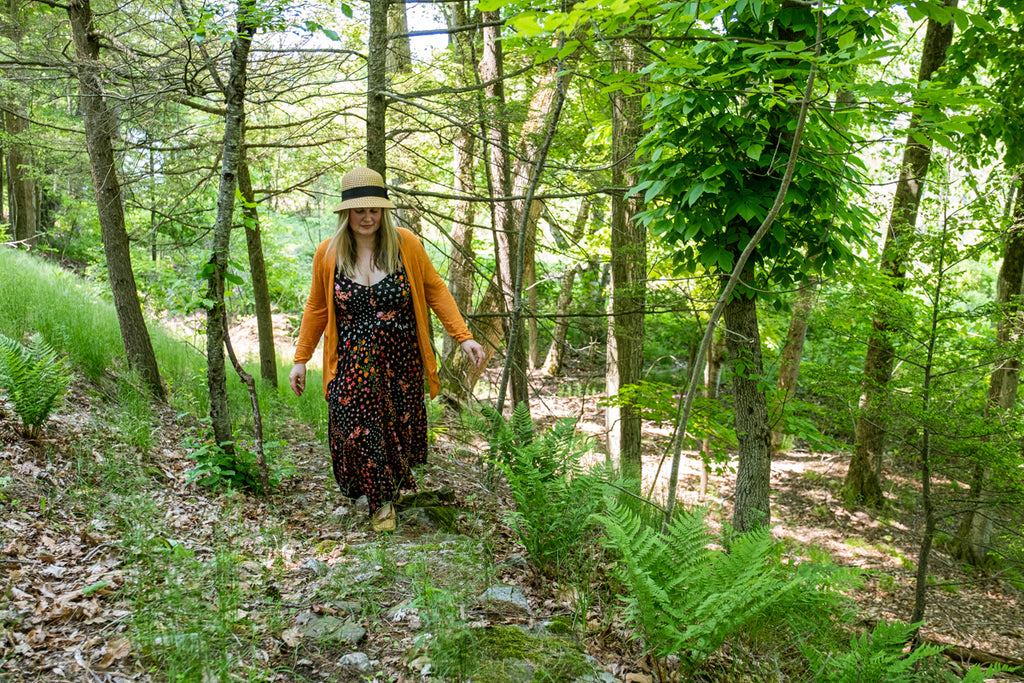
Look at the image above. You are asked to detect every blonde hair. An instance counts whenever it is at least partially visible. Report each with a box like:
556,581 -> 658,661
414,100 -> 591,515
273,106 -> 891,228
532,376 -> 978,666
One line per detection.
328,208 -> 403,279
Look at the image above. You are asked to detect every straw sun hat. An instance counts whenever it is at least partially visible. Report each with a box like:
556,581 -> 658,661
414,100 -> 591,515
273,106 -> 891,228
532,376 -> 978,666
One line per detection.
333,166 -> 395,212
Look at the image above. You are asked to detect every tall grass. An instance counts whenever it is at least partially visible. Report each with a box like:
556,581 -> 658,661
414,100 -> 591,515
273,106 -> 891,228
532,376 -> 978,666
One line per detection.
0,247 -> 321,439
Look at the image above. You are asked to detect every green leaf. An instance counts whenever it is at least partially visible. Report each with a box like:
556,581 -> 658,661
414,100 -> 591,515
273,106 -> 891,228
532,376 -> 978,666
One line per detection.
745,144 -> 763,161
507,12 -> 545,36
476,0 -> 505,11
644,180 -> 668,203
686,182 -> 706,206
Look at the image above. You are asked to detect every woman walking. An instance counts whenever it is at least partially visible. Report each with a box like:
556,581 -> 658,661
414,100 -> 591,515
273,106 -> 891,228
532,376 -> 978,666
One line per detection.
290,167 -> 484,531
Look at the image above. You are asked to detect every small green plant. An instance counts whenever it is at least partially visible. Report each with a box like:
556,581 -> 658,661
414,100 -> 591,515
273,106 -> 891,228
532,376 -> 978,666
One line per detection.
478,402 -> 612,578
0,332 -> 71,437
182,424 -> 293,493
410,572 -> 476,681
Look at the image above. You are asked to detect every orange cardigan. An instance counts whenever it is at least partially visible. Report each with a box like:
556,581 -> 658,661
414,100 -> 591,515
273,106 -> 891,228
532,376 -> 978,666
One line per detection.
293,227 -> 474,399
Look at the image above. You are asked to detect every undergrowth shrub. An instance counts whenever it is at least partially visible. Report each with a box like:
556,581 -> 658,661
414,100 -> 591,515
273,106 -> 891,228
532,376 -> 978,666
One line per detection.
804,620 -> 993,682
0,333 -> 71,436
181,422 -> 294,493
480,402 -> 612,578
599,503 -> 840,672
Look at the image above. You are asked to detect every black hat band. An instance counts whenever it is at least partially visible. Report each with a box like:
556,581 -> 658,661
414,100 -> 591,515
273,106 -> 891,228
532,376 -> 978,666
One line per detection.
342,185 -> 389,201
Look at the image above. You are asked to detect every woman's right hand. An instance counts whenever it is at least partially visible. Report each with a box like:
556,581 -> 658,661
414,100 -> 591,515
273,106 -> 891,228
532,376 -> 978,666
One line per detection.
289,363 -> 307,397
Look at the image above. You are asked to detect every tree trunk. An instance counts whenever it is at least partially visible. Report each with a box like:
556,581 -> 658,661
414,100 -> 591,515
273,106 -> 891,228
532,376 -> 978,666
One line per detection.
725,289 -> 772,532
542,200 -> 589,377
478,11 -> 522,412
237,150 -> 277,387
952,177 -> 1024,566
843,0 -> 958,508
439,131 -> 477,400
771,278 -> 816,452
606,31 -> 648,486
701,330 -> 726,500
387,0 -> 411,75
3,110 -> 35,247
366,0 -> 388,176
526,200 -> 540,370
205,5 -> 256,453
66,0 -> 164,400
479,12 -> 531,413
438,2 -> 478,403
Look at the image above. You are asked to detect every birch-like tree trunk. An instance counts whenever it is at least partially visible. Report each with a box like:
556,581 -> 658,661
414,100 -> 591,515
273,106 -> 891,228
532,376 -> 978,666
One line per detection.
843,1 -> 958,507
66,0 -> 164,400
205,3 -> 256,452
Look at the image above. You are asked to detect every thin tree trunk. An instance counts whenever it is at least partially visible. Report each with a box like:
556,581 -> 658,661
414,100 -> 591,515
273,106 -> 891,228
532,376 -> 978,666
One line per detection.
952,177 -> 1024,566
478,11 -> 521,412
526,200 -> 540,370
771,278 -> 816,452
911,206 -> 951,630
66,0 -> 164,400
439,131 -> 477,400
386,0 -> 411,74
438,2 -> 478,403
542,200 -> 589,377
725,289 -> 772,532
606,31 -> 648,486
238,149 -> 277,387
843,0 -> 958,507
205,4 -> 256,454
366,0 -> 388,176
701,330 -> 726,500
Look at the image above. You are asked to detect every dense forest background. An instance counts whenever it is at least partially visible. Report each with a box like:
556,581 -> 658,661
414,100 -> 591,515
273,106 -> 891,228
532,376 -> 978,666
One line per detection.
3,0 -> 1024,679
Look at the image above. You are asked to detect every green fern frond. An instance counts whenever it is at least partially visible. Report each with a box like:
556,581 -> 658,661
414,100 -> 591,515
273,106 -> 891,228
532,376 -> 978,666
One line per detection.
0,333 -> 71,437
599,501 -> 836,668
804,620 -> 987,682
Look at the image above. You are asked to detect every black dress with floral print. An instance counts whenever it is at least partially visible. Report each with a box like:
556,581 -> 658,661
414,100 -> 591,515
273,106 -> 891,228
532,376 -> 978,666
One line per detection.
326,264 -> 426,513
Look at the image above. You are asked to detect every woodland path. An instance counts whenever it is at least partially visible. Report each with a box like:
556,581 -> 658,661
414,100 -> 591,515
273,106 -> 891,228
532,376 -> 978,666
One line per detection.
1,365 -> 1022,681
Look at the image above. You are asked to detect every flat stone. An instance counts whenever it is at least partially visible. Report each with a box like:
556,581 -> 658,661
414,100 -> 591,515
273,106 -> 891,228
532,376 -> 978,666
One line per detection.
298,558 -> 329,576
338,652 -> 372,671
301,615 -> 365,645
477,584 -> 531,615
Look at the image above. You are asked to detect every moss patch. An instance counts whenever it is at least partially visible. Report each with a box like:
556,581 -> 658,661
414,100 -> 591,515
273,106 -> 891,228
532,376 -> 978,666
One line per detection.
469,625 -> 595,683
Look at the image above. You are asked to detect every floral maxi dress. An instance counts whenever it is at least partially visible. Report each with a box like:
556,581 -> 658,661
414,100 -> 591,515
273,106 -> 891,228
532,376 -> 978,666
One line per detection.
326,264 -> 426,513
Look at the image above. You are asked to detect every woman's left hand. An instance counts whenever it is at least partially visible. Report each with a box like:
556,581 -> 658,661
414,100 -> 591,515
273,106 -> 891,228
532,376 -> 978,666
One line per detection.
460,339 -> 486,368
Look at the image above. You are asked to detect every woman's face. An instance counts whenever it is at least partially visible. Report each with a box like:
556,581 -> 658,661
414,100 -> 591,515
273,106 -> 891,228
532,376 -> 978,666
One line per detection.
349,207 -> 382,238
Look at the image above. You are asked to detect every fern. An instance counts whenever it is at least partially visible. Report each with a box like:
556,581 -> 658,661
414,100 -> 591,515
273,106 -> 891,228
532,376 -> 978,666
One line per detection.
0,333 -> 71,437
805,620 -> 996,682
478,403 -> 611,578
599,502 -> 835,669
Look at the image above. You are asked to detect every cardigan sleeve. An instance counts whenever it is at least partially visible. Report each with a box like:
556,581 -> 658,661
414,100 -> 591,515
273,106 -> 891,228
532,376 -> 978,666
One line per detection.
293,242 -> 330,364
409,234 -> 474,344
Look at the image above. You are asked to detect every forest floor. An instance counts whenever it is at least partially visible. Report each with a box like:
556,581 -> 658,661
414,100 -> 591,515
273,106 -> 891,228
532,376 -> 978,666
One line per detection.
1,354 -> 1024,681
